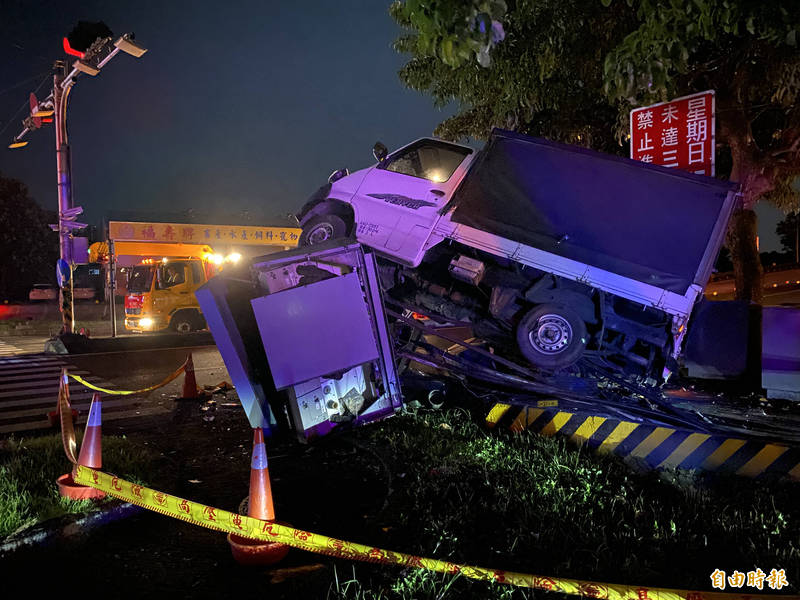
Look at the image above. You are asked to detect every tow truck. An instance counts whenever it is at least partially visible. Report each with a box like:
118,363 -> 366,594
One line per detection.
124,244 -> 222,333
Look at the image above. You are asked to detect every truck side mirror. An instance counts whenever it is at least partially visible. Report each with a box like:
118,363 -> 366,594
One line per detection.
373,141 -> 388,163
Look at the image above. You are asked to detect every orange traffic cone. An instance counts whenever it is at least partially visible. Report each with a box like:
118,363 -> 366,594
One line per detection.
47,369 -> 78,427
228,428 -> 289,565
181,352 -> 200,399
57,393 -> 106,500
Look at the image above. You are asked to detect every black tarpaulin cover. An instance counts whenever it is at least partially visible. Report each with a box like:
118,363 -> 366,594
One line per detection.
450,130 -> 737,295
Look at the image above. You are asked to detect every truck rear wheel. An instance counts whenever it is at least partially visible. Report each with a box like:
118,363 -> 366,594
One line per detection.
516,303 -> 587,370
299,214 -> 348,246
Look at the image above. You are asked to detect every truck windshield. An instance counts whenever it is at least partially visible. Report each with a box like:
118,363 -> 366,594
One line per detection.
156,262 -> 186,289
127,266 -> 154,294
385,141 -> 471,182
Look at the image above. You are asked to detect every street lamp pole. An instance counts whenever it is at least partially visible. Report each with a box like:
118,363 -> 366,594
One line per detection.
8,30 -> 147,336
54,61 -> 75,333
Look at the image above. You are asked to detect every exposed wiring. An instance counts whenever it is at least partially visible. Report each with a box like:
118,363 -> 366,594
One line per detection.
0,70 -> 51,98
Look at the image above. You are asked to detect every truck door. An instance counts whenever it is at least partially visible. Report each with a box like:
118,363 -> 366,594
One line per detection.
156,261 -> 193,313
353,139 -> 472,264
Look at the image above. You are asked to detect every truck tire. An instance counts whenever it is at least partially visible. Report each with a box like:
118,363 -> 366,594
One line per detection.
299,214 -> 348,246
516,303 -> 587,370
171,311 -> 197,334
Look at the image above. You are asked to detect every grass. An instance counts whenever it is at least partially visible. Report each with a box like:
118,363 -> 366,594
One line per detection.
324,406 -> 800,599
0,433 -> 160,539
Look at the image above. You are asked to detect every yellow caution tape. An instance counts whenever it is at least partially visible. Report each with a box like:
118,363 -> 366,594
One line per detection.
72,466 -> 779,600
68,362 -> 186,396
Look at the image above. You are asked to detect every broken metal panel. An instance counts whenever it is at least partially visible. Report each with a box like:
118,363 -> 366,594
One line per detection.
248,240 -> 403,441
251,272 -> 379,390
360,250 -> 403,412
763,306 -> 800,402
195,276 -> 277,432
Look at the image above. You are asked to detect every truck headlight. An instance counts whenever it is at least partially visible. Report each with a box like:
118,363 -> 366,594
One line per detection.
139,318 -> 154,328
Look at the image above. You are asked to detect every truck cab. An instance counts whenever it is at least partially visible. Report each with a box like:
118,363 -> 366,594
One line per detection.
124,257 -> 212,333
297,137 -> 476,267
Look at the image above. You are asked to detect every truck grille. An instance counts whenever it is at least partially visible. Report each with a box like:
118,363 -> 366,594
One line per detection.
125,308 -> 142,316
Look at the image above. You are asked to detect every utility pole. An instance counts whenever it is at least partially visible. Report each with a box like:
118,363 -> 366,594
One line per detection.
54,61 -> 75,332
109,239 -> 117,337
8,25 -> 147,336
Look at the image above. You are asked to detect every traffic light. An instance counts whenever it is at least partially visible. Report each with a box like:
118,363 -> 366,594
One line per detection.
64,21 -> 114,75
65,21 -> 113,53
63,21 -> 146,76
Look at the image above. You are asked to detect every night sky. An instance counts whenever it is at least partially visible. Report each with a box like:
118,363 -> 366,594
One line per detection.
0,1 -> 784,249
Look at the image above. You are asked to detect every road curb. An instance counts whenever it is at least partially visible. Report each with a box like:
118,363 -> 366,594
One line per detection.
0,500 -> 144,557
50,331 -> 215,354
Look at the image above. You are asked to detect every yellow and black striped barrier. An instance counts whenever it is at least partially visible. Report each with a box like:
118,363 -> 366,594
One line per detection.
486,403 -> 800,481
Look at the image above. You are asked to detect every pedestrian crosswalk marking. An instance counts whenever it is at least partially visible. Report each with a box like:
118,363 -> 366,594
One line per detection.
0,370 -> 90,383
0,391 -> 96,409
0,353 -> 171,434
0,376 -> 103,392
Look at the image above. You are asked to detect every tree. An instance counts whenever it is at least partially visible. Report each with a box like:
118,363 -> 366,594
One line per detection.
390,0 -> 800,302
0,174 -> 59,301
603,0 -> 800,303
776,211 -> 799,261
390,0 -> 637,151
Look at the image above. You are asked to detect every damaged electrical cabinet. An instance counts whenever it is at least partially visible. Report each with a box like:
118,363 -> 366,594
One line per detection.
197,240 -> 403,441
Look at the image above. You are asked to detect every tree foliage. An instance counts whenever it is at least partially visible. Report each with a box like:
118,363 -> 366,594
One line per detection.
392,0 -> 637,151
390,1 -> 507,68
390,0 -> 800,301
603,0 -> 800,211
0,174 -> 59,301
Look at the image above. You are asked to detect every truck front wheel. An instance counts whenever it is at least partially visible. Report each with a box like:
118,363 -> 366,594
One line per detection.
171,311 -> 199,334
299,214 -> 348,246
516,304 -> 587,370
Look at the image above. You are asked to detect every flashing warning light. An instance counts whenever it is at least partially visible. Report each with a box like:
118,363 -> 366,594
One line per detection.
63,37 -> 85,59
42,117 -> 54,123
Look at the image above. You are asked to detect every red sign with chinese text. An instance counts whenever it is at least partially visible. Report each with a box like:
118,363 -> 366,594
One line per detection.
630,90 -> 715,176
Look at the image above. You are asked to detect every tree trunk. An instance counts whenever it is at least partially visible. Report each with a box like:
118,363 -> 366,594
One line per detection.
726,208 -> 763,304
724,120 -> 770,304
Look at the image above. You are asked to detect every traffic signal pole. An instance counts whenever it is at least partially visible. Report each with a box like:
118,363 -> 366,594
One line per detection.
8,29 -> 147,338
54,62 -> 75,333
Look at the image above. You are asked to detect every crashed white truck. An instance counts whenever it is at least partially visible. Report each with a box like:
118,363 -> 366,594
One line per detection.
296,129 -> 738,383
